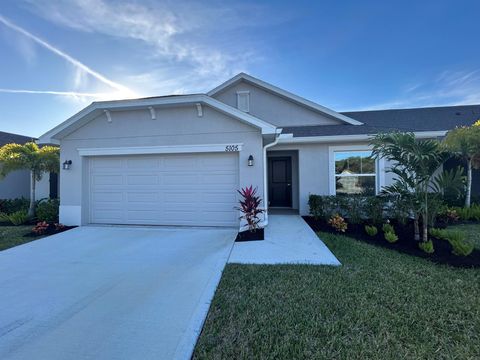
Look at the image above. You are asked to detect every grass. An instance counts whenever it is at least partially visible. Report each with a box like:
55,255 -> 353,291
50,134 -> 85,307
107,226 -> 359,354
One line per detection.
0,225 -> 43,251
449,223 -> 480,249
194,231 -> 480,359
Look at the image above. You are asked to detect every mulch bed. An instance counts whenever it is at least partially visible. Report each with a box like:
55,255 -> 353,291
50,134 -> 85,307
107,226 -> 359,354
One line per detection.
24,224 -> 77,238
303,216 -> 480,268
235,228 -> 264,242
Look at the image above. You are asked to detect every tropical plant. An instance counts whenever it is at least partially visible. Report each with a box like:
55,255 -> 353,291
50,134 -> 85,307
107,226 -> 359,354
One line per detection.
418,240 -> 434,254
7,210 -> 29,226
429,228 -> 473,256
36,198 -> 60,222
384,231 -> 399,243
443,124 -> 480,207
0,142 -> 59,218
371,132 -> 458,243
237,186 -> 264,232
365,225 -> 378,236
328,214 -> 348,232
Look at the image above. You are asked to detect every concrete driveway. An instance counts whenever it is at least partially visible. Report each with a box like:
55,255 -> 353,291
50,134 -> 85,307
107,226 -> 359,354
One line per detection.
0,226 -> 236,360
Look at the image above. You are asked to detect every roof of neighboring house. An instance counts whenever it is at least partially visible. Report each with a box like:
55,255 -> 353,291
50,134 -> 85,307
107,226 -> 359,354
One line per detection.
282,104 -> 480,137
0,131 -> 35,146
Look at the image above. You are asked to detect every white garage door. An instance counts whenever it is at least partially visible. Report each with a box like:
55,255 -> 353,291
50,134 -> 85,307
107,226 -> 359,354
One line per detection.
88,153 -> 239,226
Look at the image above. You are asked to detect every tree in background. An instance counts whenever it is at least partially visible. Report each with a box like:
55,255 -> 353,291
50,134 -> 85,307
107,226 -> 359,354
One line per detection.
443,123 -> 480,207
0,142 -> 59,218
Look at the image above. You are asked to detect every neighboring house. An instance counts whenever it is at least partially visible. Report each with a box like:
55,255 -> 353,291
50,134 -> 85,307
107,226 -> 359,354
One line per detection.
38,73 -> 480,227
0,131 -> 34,199
0,131 -> 59,201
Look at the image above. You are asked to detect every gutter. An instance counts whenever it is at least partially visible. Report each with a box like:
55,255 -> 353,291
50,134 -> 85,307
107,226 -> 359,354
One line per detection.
262,129 -> 282,227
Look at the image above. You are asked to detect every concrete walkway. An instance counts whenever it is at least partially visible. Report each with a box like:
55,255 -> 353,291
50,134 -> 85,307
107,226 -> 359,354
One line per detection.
228,215 -> 341,265
0,226 -> 236,360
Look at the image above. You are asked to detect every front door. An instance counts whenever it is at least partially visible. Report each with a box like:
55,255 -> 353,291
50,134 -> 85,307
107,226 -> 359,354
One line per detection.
268,157 -> 292,207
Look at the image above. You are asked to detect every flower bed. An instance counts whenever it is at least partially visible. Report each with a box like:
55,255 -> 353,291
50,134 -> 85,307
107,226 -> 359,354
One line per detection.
25,221 -> 76,237
303,216 -> 480,268
235,228 -> 264,242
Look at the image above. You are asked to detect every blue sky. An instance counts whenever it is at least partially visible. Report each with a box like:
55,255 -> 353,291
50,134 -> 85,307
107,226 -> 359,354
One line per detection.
1,0 -> 480,137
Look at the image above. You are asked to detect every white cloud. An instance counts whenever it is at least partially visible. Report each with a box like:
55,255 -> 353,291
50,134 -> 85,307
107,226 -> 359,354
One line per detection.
22,0 -> 267,94
356,69 -> 480,111
0,13 -> 135,99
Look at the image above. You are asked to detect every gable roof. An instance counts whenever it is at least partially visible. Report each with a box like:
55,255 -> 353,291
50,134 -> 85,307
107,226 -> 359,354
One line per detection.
280,104 -> 480,140
38,94 -> 278,144
0,131 -> 35,146
208,73 -> 363,126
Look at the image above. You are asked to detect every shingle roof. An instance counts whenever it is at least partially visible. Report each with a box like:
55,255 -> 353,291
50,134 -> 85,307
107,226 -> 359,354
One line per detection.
0,131 -> 35,146
282,104 -> 480,137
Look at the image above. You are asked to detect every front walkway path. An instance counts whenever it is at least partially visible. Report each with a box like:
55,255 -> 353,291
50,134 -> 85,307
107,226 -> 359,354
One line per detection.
228,215 -> 341,265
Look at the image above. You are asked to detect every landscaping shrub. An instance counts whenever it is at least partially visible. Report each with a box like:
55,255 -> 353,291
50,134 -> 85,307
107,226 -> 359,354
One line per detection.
384,231 -> 399,243
365,225 -> 378,236
419,240 -> 434,254
32,221 -> 50,235
382,223 -> 395,234
453,204 -> 480,221
343,195 -> 364,224
237,186 -> 264,232
328,214 -> 347,233
7,210 -> 29,226
0,198 -> 29,214
436,207 -> 460,225
36,198 -> 59,223
365,196 -> 385,225
429,228 -> 473,256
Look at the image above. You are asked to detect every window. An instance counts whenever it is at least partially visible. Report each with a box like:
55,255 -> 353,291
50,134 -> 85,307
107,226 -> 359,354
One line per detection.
237,91 -> 250,112
333,150 -> 376,195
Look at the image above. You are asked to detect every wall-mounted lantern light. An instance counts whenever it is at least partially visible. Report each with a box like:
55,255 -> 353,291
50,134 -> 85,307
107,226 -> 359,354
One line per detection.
63,160 -> 72,170
248,155 -> 254,167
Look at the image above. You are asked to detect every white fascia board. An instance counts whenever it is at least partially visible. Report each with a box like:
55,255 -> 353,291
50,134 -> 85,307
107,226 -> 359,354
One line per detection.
77,143 -> 244,156
38,94 -> 277,144
208,73 -> 363,126
277,130 -> 448,144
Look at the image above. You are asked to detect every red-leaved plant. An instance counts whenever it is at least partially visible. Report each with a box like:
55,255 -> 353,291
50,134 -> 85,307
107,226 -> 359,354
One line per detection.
237,186 -> 265,232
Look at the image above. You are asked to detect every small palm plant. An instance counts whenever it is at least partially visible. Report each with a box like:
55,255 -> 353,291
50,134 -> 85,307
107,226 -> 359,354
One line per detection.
237,186 -> 264,232
0,142 -> 59,218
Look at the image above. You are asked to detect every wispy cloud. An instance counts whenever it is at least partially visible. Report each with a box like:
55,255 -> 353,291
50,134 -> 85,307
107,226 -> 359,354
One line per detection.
0,88 -> 108,97
0,13 -> 135,98
355,69 -> 480,111
22,0 -> 271,94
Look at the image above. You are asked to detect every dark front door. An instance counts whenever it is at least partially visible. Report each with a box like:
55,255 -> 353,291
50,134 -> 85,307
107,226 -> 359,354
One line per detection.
268,157 -> 292,207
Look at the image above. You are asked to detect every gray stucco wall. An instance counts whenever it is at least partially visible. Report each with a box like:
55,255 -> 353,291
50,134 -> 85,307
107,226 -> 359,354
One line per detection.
212,80 -> 342,127
0,170 -> 30,199
58,104 -> 264,225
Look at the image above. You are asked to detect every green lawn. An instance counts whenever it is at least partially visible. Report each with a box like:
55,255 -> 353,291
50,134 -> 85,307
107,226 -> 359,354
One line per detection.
0,225 -> 43,251
449,223 -> 480,249
194,231 -> 480,359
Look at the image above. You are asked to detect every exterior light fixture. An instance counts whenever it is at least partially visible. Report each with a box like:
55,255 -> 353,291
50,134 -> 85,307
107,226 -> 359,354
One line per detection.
63,160 -> 72,170
248,155 -> 254,167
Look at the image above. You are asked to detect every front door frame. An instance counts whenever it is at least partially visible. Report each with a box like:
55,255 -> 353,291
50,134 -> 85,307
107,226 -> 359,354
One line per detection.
268,156 -> 293,208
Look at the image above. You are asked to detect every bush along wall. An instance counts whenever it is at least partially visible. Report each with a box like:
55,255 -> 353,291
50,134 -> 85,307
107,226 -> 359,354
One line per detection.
305,194 -> 480,268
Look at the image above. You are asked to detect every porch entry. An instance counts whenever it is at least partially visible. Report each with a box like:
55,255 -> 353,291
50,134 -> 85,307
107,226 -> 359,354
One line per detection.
268,156 -> 292,207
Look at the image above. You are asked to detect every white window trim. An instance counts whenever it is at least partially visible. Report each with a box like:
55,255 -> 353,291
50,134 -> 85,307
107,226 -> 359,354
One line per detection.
77,143 -> 244,156
236,91 -> 250,113
328,145 -> 385,195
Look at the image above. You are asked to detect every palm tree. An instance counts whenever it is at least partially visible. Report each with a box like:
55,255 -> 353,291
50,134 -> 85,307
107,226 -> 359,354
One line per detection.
371,132 -> 449,243
443,124 -> 480,207
0,142 -> 59,218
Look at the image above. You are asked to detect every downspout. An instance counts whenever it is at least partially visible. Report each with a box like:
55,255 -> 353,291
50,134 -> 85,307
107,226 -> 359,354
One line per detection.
262,129 -> 282,227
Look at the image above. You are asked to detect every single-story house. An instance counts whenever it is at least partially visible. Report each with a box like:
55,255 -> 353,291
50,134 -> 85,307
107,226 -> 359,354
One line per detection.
0,131 -> 58,201
38,73 -> 480,227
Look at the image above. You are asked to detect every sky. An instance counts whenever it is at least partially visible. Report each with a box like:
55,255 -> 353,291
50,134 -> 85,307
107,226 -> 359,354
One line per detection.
1,0 -> 480,138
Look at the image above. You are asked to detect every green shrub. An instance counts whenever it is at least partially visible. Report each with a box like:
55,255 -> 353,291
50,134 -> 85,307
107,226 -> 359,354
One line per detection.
7,210 -> 29,226
382,223 -> 395,234
384,231 -> 398,243
308,195 -> 323,220
0,212 -> 9,223
0,198 -> 29,214
36,198 -> 59,223
365,196 -> 385,224
419,240 -> 434,254
365,225 -> 378,236
429,228 -> 473,256
328,214 -> 348,233
453,204 -> 480,221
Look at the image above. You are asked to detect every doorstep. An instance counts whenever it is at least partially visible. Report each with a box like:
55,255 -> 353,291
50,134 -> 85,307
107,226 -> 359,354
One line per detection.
228,215 -> 341,265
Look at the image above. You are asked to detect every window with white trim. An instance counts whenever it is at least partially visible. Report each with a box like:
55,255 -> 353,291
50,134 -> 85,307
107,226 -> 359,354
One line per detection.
334,150 -> 376,195
236,91 -> 250,112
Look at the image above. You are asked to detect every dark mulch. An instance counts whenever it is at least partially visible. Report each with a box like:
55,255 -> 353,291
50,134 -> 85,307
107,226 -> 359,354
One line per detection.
303,216 -> 480,268
235,228 -> 264,242
24,224 -> 77,238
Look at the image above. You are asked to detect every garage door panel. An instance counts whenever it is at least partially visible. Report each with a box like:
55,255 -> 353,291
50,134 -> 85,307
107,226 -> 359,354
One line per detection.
89,153 -> 239,226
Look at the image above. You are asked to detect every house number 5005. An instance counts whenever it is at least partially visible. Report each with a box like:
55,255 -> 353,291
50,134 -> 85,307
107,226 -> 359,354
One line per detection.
225,145 -> 239,152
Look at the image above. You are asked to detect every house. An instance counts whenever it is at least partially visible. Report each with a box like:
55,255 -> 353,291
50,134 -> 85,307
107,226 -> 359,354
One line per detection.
38,73 -> 480,227
0,131 -> 59,201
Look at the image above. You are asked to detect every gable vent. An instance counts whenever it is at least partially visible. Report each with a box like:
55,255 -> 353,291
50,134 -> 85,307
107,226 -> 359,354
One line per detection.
236,91 -> 250,113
